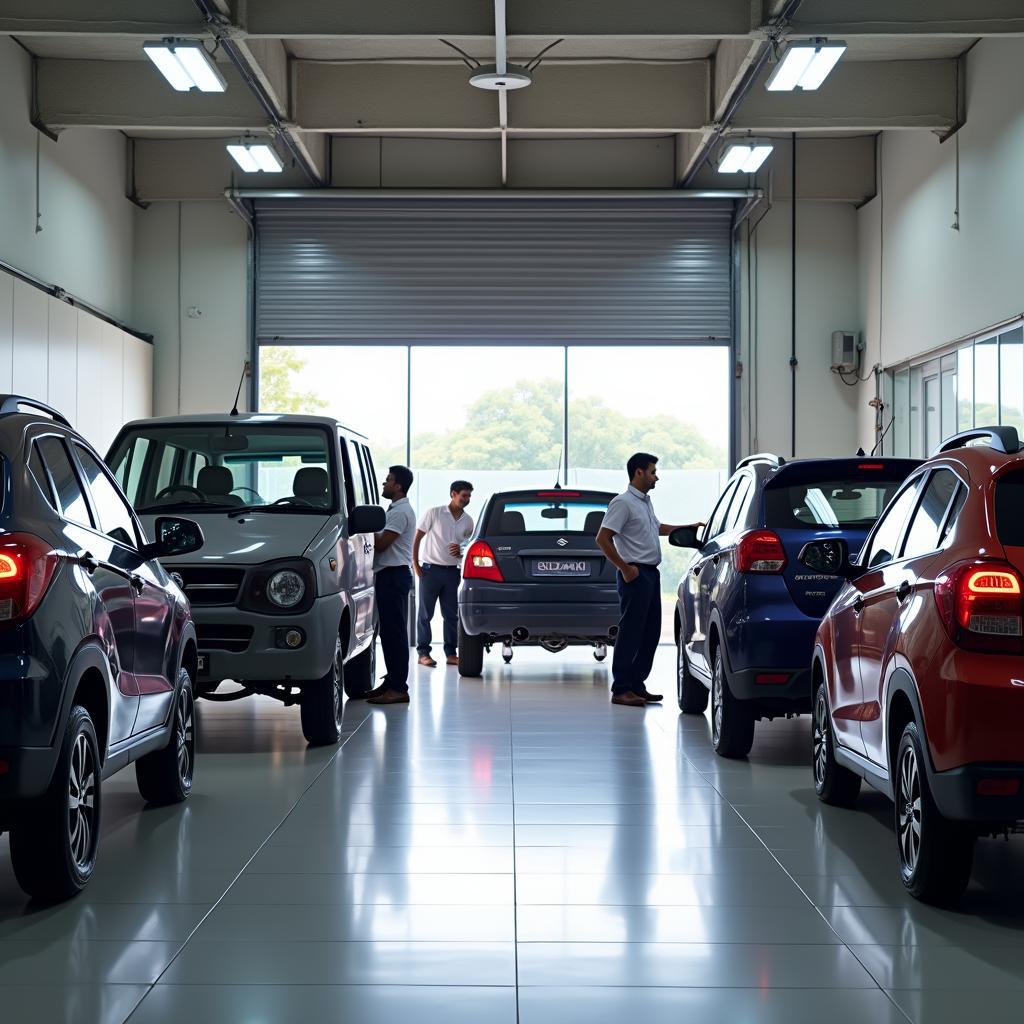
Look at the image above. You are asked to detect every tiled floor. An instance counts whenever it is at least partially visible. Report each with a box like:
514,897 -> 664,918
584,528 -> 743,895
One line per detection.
2,646 -> 1024,1022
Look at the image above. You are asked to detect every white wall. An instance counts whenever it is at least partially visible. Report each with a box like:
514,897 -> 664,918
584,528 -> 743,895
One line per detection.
133,201 -> 250,417
857,37 -> 1024,448
0,37 -> 135,323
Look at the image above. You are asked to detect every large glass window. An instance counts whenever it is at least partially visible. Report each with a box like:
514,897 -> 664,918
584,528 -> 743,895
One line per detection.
975,334 -> 999,426
957,345 -> 974,430
999,326 -> 1024,434
892,368 -> 910,458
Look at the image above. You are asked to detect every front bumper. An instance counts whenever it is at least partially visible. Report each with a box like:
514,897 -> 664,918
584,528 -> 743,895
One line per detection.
192,594 -> 342,686
929,762 -> 1024,824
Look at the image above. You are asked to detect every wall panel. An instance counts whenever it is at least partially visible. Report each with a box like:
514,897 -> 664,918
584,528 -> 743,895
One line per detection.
46,297 -> 78,425
12,281 -> 48,396
0,274 -> 13,392
75,311 -> 104,444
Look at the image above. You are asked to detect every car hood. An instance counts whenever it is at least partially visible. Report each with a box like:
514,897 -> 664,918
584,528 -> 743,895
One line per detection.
140,511 -> 333,565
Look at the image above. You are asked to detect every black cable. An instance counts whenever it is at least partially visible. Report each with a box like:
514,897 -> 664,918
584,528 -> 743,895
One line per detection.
872,416 -> 895,456
526,38 -> 565,71
439,38 -> 481,69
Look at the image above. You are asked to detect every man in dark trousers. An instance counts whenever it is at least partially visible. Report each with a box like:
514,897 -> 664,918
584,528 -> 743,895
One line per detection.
596,452 -> 702,707
366,465 -> 417,705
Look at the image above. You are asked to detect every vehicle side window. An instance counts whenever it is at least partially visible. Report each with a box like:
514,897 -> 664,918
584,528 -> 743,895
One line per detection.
901,469 -> 960,559
185,451 -> 210,487
863,479 -> 921,569
361,445 -> 380,505
339,433 -> 357,513
704,478 -> 740,541
939,484 -> 967,546
350,440 -> 370,505
37,437 -> 93,527
73,444 -> 139,548
28,442 -> 56,508
724,475 -> 753,532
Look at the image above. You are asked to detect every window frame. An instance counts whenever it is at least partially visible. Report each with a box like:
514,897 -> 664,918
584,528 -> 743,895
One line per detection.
34,433 -> 96,531
898,466 -> 966,561
70,440 -> 144,551
703,477 -> 741,543
860,473 -> 925,570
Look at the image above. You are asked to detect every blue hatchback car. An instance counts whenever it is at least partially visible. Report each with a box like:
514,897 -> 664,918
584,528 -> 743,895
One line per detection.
672,453 -> 919,758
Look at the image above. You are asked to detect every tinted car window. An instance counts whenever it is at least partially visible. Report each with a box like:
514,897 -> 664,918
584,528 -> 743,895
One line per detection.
901,469 -> 959,558
863,480 -> 921,568
28,443 -> 55,507
765,478 -> 904,529
75,444 -> 138,547
941,484 -> 967,545
725,475 -> 752,531
488,494 -> 611,534
995,471 -> 1024,546
37,436 -> 92,527
705,478 -> 739,540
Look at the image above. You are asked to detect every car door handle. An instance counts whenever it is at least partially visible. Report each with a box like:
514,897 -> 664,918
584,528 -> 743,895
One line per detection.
712,555 -> 721,566
79,552 -> 98,574
129,574 -> 145,595
897,580 -> 913,602
853,595 -> 865,614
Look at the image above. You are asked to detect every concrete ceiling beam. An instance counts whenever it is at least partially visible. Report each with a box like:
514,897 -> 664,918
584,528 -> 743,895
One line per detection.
0,0 -> 204,35
788,0 -> 1024,36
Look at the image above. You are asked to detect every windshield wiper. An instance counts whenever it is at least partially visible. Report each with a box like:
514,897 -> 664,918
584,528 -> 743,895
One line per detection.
227,504 -> 328,519
137,501 -> 237,514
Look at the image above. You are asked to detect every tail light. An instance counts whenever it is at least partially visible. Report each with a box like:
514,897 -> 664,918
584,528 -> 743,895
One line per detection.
0,533 -> 61,626
736,530 -> 788,574
463,540 -> 504,582
934,560 -> 1023,653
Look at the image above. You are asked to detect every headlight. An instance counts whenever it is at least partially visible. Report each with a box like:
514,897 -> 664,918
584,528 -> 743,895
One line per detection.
267,570 -> 306,608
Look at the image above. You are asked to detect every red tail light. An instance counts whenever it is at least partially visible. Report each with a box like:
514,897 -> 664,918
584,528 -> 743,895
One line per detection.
735,530 -> 788,574
463,540 -> 504,582
0,533 -> 61,626
934,560 -> 1023,653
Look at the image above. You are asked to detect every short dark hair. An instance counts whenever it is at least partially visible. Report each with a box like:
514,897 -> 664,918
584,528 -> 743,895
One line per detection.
450,480 -> 473,495
627,452 -> 658,480
390,465 -> 414,494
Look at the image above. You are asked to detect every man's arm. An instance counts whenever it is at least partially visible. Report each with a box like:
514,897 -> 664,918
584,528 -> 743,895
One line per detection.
375,530 -> 400,553
412,528 -> 426,576
659,522 -> 704,537
596,527 -> 638,582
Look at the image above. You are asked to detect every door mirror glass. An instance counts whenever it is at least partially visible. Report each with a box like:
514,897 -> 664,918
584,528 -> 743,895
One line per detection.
146,516 -> 204,559
798,539 -> 851,576
349,503 -> 386,535
668,526 -> 703,550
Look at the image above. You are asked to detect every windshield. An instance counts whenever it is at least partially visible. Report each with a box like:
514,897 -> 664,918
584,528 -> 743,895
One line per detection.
108,424 -> 336,515
764,477 -> 905,530
486,494 -> 611,535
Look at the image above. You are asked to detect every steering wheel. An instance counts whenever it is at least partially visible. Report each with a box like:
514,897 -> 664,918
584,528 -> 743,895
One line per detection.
231,486 -> 262,501
273,496 -> 314,508
155,485 -> 204,500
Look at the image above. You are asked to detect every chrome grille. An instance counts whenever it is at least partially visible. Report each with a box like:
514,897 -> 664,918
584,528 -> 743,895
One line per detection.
172,567 -> 245,606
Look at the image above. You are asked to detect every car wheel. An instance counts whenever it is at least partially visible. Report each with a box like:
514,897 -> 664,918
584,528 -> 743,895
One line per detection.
676,635 -> 709,714
300,636 -> 344,745
895,721 -> 975,904
812,680 -> 860,807
10,705 -> 101,902
458,624 -> 485,677
344,628 -> 377,698
711,648 -> 754,759
136,669 -> 195,805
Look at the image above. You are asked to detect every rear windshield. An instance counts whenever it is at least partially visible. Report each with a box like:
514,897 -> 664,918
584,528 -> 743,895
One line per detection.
995,471 -> 1024,545
486,494 -> 611,535
107,424 -> 335,515
765,477 -> 905,530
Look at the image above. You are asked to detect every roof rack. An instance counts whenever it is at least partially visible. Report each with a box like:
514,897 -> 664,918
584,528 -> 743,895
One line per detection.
934,425 -> 1021,456
0,395 -> 72,428
736,452 -> 786,470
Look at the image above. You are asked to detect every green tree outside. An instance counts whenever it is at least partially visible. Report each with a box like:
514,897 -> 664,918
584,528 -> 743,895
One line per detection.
259,346 -> 327,415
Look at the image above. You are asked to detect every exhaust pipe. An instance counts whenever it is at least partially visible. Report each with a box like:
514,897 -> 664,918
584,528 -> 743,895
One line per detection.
512,626 -> 530,642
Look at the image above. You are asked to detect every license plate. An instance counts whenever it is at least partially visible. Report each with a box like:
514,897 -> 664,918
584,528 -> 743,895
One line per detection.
197,654 -> 210,675
531,559 -> 591,577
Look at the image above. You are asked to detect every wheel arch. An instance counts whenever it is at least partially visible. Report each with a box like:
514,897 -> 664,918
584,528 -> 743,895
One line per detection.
886,667 -> 928,777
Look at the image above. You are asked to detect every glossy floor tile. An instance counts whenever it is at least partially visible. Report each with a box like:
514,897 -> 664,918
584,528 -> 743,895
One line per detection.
2,645 -> 1024,1022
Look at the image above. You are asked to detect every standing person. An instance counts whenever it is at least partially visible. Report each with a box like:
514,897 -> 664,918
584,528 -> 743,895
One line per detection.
596,453 -> 703,708
414,480 -> 475,667
366,466 -> 417,705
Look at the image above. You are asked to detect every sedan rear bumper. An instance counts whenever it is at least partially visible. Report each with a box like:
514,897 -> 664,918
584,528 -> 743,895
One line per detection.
460,600 -> 620,642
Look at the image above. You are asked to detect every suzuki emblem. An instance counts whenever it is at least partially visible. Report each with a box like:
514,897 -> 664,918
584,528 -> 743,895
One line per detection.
556,538 -> 568,547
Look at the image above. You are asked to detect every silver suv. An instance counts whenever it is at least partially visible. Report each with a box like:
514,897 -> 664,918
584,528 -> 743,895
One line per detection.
107,414 -> 385,745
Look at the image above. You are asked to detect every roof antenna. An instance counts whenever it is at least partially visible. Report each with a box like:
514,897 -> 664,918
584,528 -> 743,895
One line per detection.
552,443 -> 563,490
230,361 -> 250,417
856,447 -> 866,457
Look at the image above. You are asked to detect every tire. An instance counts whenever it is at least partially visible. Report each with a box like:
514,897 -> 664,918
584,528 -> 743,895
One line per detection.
676,635 -> 709,714
10,705 -> 101,902
458,624 -> 485,677
895,721 -> 975,904
812,680 -> 860,807
711,648 -> 754,759
136,669 -> 195,806
300,635 -> 344,746
344,628 -> 377,698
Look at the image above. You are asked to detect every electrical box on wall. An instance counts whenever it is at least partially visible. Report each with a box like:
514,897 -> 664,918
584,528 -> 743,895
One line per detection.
831,331 -> 860,374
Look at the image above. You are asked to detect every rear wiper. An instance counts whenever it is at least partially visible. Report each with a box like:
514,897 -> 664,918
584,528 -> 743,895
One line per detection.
227,504 -> 327,519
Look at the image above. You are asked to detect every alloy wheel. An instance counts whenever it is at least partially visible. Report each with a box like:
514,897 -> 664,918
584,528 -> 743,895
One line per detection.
897,743 -> 923,874
67,732 -> 97,871
176,686 -> 195,787
712,660 -> 723,741
813,689 -> 828,787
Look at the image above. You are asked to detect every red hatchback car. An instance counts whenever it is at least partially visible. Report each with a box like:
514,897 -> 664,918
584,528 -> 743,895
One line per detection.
807,426 -> 1024,903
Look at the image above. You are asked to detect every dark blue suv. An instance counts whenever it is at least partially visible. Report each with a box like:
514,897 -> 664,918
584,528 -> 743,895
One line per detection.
672,453 -> 918,758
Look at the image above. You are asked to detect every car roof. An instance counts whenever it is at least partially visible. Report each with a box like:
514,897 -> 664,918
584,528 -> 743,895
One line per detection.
118,412 -> 369,440
920,427 -> 1024,481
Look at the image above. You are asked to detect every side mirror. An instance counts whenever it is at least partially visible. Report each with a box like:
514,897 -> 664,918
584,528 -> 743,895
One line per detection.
349,504 -> 386,535
668,526 -> 703,550
145,516 -> 204,560
797,539 -> 852,576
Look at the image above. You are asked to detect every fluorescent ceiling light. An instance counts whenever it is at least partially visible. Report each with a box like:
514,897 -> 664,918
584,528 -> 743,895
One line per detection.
766,39 -> 847,92
143,39 -> 227,93
718,140 -> 774,174
227,141 -> 284,173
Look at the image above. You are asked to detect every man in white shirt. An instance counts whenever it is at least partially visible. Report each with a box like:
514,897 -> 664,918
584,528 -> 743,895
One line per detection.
414,480 -> 475,667
597,452 -> 703,708
366,465 -> 417,705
